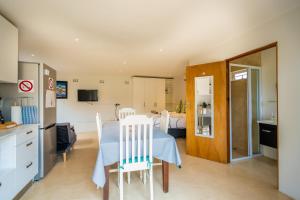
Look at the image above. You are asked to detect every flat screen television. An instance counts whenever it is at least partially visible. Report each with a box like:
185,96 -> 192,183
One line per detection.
78,90 -> 98,101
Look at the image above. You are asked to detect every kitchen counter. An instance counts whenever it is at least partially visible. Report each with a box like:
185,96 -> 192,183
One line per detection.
257,120 -> 277,126
0,124 -> 38,140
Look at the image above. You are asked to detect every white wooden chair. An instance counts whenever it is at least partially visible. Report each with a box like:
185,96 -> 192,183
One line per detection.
160,110 -> 170,134
118,107 -> 135,120
118,107 -> 136,183
96,112 -> 103,148
119,115 -> 154,200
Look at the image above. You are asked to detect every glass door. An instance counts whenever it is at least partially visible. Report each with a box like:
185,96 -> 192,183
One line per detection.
231,68 -> 249,159
230,66 -> 261,160
251,69 -> 261,155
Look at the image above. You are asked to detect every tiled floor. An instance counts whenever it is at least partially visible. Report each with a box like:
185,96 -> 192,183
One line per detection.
20,133 -> 290,200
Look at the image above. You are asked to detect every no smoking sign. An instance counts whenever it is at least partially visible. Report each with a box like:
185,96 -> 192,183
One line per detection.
18,80 -> 34,93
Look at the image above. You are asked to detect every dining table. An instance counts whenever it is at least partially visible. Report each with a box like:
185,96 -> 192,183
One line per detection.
92,121 -> 182,200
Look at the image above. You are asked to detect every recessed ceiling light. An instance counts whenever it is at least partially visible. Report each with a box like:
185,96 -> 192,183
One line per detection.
159,48 -> 163,52
31,54 -> 35,57
123,61 -> 127,65
74,38 -> 79,42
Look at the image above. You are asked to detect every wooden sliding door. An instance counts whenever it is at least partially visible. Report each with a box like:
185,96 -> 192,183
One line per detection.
186,61 -> 229,163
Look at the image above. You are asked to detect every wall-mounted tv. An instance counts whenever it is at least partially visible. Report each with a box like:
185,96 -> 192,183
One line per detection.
78,90 -> 98,101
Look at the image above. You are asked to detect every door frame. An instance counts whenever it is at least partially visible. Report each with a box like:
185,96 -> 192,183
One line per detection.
225,42 -> 279,185
229,64 -> 262,161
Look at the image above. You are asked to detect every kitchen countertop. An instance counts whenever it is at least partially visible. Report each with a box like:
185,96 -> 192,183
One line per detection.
257,120 -> 277,126
0,124 -> 38,140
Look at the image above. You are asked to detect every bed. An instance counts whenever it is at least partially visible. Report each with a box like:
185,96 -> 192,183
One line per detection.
152,112 -> 186,138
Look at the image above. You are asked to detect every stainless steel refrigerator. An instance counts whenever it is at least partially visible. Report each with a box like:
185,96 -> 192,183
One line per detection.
19,62 -> 57,179
37,63 -> 57,179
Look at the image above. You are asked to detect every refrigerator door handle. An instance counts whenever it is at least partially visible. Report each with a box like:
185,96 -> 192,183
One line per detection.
40,123 -> 56,130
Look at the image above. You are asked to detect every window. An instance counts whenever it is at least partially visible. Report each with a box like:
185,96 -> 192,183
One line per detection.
234,71 -> 247,80
231,70 -> 247,81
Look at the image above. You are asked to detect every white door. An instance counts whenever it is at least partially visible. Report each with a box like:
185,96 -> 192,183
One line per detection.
155,79 -> 166,112
144,78 -> 156,113
132,77 -> 166,114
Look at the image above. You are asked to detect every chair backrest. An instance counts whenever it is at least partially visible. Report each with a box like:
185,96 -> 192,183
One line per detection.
118,107 -> 135,120
96,112 -> 102,147
160,110 -> 170,134
119,115 -> 153,171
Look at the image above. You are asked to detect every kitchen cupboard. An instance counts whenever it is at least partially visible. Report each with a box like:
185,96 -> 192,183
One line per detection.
0,14 -> 18,83
132,77 -> 166,114
0,125 -> 38,199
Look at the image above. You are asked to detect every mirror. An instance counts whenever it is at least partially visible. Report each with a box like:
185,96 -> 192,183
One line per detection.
195,76 -> 214,137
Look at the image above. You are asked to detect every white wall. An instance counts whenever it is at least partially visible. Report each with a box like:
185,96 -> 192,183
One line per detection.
261,47 -> 277,120
189,7 -> 300,199
260,47 -> 278,160
56,74 -> 132,133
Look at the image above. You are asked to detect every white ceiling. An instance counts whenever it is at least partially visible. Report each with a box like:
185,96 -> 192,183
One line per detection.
0,0 -> 299,76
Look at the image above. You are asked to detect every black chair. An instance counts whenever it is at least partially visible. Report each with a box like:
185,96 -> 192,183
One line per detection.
56,123 -> 77,162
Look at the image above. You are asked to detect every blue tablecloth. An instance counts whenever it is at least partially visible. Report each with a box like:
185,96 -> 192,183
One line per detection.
92,121 -> 182,188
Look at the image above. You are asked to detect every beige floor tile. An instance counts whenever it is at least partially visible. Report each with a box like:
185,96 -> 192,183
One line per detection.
20,132 -> 290,200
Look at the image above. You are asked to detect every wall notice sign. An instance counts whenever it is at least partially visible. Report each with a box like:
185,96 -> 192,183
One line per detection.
18,80 -> 34,93
45,90 -> 56,108
48,77 -> 54,90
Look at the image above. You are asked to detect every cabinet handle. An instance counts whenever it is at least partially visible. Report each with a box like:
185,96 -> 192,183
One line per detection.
0,182 -> 2,187
26,162 -> 33,169
262,129 -> 272,133
26,130 -> 33,135
26,142 -> 33,147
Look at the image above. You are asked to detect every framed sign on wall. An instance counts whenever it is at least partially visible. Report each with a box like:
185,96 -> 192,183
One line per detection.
56,81 -> 68,99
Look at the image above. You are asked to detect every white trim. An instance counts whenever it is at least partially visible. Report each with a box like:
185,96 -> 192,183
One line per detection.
247,68 -> 253,158
229,63 -> 261,69
229,65 -> 262,162
231,156 -> 252,162
229,66 -> 233,162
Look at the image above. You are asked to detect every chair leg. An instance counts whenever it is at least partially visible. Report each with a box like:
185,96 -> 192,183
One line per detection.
140,170 -> 143,181
63,152 -> 67,162
120,172 -> 123,200
118,164 -> 120,188
149,168 -> 153,200
143,170 -> 147,184
127,172 -> 131,184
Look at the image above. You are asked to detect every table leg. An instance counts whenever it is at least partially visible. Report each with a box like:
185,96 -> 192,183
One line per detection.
103,165 -> 110,200
162,161 -> 169,193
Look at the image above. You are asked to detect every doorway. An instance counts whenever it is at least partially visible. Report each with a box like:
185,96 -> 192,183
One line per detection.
230,65 -> 261,160
228,44 -> 278,165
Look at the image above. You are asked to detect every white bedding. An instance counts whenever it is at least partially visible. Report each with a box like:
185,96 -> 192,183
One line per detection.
151,112 -> 186,129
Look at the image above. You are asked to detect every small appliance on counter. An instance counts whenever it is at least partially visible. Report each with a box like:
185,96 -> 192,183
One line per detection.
11,105 -> 22,125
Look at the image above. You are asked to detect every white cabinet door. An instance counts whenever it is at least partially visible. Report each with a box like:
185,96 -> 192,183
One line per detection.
0,170 -> 15,200
144,78 -> 157,113
132,77 -> 166,114
15,136 -> 38,192
0,15 -> 18,83
132,78 -> 146,114
154,79 -> 166,112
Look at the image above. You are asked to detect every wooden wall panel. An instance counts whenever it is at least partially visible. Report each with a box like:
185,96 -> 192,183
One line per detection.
186,61 -> 229,163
